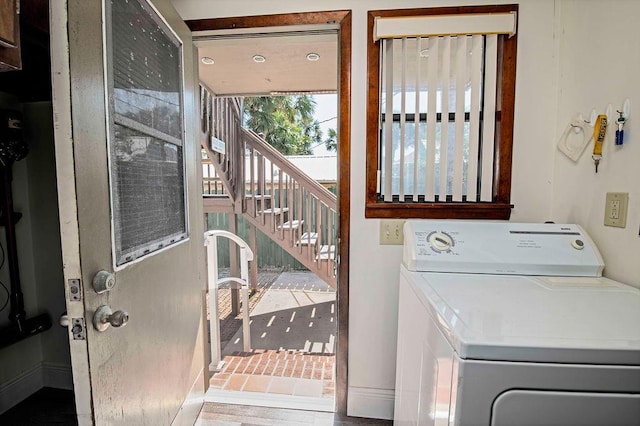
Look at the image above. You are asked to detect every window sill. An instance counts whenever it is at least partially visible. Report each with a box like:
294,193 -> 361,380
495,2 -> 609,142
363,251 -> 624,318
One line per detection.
364,202 -> 513,220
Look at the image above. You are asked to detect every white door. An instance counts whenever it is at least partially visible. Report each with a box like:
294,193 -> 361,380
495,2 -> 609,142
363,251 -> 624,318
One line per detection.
50,0 -> 206,425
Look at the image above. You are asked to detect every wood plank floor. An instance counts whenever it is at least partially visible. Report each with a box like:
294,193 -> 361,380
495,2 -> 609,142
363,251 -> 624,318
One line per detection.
0,389 -> 391,425
0,387 -> 77,425
197,403 -> 392,426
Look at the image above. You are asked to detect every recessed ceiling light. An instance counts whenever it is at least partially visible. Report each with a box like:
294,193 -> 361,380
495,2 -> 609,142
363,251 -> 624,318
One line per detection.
306,52 -> 320,62
201,56 -> 214,65
252,54 -> 266,63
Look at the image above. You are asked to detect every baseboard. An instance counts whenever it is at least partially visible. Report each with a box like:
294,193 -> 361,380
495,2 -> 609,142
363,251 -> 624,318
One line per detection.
42,362 -> 73,390
0,364 -> 43,415
0,362 -> 73,415
346,386 -> 394,421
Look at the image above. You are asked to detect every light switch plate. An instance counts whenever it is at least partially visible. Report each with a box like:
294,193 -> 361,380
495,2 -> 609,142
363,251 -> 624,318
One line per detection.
380,220 -> 405,245
604,192 -> 628,228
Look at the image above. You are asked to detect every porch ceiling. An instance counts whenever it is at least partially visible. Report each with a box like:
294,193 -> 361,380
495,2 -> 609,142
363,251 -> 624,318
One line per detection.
194,31 -> 338,96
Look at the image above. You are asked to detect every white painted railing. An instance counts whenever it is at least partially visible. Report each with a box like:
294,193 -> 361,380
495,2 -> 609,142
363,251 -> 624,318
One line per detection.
204,230 -> 254,371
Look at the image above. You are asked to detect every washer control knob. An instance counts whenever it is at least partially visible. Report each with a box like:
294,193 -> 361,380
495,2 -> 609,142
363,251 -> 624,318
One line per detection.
429,232 -> 454,252
571,239 -> 585,250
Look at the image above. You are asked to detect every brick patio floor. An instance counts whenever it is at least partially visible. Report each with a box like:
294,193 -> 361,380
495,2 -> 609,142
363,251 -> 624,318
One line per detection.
210,269 -> 336,402
210,350 -> 334,399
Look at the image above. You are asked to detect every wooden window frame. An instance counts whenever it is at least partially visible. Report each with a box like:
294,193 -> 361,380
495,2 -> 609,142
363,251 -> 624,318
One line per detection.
365,5 -> 518,219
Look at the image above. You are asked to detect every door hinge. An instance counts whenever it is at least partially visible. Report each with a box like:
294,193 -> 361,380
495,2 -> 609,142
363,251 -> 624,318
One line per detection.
71,318 -> 86,340
68,279 -> 82,301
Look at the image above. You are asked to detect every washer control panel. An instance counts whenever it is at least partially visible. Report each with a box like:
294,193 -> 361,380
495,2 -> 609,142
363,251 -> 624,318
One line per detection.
403,221 -> 604,277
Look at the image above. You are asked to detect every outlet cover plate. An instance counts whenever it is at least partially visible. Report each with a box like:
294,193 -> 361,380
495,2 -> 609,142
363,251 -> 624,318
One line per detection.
380,220 -> 405,245
604,192 -> 628,228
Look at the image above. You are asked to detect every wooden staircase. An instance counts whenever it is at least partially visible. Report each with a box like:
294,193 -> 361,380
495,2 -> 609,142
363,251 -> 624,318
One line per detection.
199,87 -> 337,288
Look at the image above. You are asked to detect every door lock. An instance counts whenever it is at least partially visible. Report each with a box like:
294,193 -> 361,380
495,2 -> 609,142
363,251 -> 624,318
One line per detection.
93,305 -> 129,332
92,270 -> 116,294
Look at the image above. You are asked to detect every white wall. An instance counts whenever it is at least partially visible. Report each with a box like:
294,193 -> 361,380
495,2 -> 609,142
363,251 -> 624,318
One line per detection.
172,0 -> 559,418
552,0 -> 640,288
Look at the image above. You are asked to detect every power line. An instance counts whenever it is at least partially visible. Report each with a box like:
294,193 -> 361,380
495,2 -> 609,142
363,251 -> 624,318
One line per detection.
317,116 -> 337,124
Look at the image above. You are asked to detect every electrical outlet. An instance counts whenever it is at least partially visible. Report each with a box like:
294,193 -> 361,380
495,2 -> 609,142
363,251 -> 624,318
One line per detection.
604,192 -> 628,228
380,220 -> 405,245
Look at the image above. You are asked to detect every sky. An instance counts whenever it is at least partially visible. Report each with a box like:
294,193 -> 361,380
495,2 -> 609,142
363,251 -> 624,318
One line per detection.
311,94 -> 338,156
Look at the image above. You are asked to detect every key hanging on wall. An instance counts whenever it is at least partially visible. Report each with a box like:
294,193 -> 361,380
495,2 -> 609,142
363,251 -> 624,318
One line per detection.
592,114 -> 608,173
615,99 -> 630,146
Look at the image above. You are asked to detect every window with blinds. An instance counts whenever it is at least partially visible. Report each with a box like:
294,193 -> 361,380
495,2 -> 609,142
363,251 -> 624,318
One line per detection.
366,5 -> 518,219
106,0 -> 188,266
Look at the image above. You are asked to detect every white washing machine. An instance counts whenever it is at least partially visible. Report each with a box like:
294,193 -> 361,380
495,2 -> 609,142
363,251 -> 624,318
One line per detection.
395,220 -> 640,425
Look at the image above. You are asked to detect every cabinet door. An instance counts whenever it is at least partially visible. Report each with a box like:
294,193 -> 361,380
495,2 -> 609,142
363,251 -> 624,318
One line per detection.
0,0 -> 18,47
0,0 -> 21,71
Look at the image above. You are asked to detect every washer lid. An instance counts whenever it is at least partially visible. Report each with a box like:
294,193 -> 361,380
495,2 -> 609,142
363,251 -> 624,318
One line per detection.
406,269 -> 640,365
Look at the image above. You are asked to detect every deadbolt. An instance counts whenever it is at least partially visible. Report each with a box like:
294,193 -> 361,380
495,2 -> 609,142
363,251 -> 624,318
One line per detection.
92,270 -> 116,294
93,305 -> 129,332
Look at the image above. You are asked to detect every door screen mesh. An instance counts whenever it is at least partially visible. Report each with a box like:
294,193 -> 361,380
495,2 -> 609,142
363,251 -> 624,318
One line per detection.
107,0 -> 187,266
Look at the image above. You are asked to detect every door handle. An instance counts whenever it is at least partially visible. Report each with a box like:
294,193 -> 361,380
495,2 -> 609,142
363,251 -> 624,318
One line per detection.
59,312 -> 69,327
93,305 -> 129,332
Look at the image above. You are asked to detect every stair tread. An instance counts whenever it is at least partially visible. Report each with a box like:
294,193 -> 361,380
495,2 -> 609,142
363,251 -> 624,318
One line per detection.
278,220 -> 304,230
260,207 -> 289,214
316,245 -> 336,260
245,194 -> 272,199
298,232 -> 318,245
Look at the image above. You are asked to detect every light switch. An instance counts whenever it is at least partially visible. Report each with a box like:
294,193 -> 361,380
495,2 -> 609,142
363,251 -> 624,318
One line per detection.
604,192 -> 628,228
380,220 -> 405,245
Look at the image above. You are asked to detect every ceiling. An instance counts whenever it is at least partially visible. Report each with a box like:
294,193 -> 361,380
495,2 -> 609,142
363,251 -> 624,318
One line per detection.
194,31 -> 338,96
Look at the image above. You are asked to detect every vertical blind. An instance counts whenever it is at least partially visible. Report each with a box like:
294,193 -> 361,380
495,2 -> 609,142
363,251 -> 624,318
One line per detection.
376,12 -> 516,203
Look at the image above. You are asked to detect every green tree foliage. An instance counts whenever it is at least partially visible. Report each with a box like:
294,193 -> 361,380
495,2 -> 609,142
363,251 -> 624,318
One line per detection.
243,96 -> 325,155
324,128 -> 337,152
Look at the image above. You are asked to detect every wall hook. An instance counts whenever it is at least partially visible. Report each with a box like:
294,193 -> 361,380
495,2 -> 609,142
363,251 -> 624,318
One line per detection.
615,99 -> 630,145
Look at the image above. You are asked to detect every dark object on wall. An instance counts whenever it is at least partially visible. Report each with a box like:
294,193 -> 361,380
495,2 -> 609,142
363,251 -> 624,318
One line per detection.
0,109 -> 51,349
0,110 -> 28,166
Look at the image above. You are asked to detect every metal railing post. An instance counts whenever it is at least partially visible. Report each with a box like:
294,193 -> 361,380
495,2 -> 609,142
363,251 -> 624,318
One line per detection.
204,230 -> 255,371
205,233 -> 222,371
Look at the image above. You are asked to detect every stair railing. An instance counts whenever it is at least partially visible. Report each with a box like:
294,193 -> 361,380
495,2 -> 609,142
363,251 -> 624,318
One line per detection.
199,85 -> 338,288
200,84 -> 243,205
241,128 -> 337,287
204,230 -> 253,371
202,156 -> 227,196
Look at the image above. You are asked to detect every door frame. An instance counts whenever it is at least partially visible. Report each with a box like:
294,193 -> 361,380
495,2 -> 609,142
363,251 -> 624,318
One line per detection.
187,11 -> 352,415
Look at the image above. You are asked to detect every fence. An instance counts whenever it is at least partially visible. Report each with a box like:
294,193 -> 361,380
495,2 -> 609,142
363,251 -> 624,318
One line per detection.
206,212 -> 306,270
